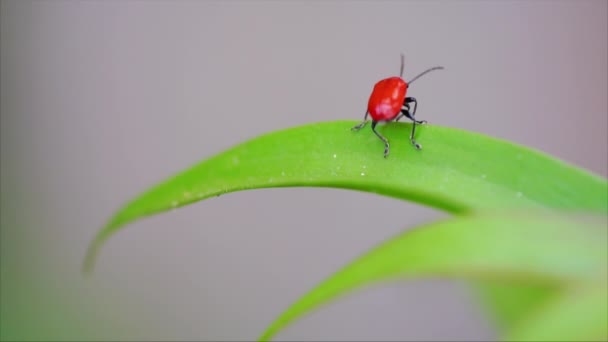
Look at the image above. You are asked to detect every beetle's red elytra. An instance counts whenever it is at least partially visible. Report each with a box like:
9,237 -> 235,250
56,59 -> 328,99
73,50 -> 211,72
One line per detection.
367,77 -> 407,122
352,54 -> 444,157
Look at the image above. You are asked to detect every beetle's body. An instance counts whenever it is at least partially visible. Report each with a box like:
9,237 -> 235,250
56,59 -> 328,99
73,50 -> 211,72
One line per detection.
368,77 -> 408,122
352,54 -> 443,158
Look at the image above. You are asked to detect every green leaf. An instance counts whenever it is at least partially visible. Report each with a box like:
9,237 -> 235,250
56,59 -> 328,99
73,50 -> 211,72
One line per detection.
258,213 -> 608,341
83,121 -> 607,272
505,283 -> 608,341
473,281 -> 560,331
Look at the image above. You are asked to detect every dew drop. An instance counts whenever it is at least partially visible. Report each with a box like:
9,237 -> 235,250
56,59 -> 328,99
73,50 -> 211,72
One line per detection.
333,154 -> 337,159
481,174 -> 486,179
516,192 -> 523,198
232,156 -> 240,165
281,171 -> 286,176
183,191 -> 191,198
360,172 -> 366,176
171,200 -> 178,207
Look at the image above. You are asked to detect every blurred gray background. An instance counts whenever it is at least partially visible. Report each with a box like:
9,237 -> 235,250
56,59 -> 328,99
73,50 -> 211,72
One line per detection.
1,1 -> 606,341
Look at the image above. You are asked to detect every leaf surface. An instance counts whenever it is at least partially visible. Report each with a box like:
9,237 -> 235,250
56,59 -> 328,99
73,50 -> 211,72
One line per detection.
84,121 -> 607,271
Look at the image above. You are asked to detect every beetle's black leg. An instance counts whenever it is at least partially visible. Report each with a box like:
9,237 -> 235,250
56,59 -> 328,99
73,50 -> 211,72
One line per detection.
371,121 -> 390,158
402,97 -> 424,149
352,112 -> 369,131
395,103 -> 410,122
404,97 -> 426,124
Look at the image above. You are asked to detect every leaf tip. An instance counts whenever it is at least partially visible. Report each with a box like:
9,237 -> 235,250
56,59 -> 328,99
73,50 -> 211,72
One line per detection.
81,218 -> 124,275
82,237 -> 101,275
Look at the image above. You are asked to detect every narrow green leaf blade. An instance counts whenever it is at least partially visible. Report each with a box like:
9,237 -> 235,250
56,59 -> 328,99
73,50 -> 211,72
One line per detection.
84,121 -> 607,271
258,213 -> 608,341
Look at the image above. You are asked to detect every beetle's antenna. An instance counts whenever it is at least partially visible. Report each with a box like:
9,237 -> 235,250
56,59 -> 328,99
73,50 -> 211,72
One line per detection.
399,53 -> 405,78
408,66 -> 444,85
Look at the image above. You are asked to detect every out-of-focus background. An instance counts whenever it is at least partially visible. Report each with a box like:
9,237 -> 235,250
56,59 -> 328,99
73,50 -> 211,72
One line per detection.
1,1 -> 606,340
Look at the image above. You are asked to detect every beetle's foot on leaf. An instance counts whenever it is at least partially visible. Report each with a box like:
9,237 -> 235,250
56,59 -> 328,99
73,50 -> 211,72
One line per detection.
351,121 -> 368,131
417,120 -> 427,125
384,146 -> 390,158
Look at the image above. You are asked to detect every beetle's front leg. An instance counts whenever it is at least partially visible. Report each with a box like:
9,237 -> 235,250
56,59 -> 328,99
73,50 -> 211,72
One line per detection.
395,103 -> 410,122
401,97 -> 424,149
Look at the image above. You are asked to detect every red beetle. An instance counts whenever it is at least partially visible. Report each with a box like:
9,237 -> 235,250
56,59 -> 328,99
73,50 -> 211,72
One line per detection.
352,54 -> 443,157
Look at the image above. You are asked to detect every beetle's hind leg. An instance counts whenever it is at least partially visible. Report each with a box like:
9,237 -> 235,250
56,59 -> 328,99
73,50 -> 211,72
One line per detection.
352,112 -> 369,131
371,121 -> 390,158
